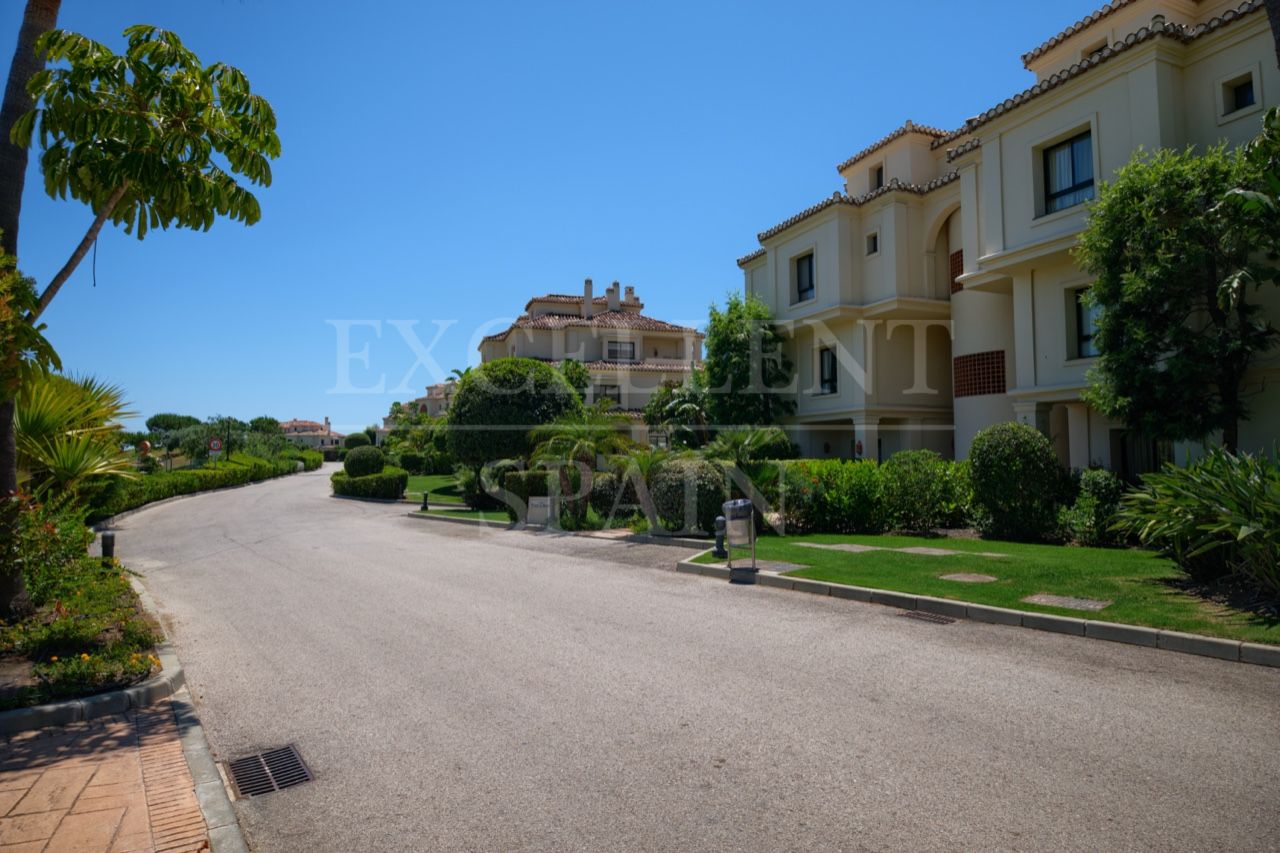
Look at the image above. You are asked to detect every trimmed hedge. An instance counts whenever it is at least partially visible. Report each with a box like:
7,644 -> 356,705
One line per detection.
778,459 -> 884,535
85,454 -> 299,523
501,470 -> 554,521
881,450 -> 951,533
969,422 -> 1066,541
344,445 -> 384,477
344,433 -> 371,450
399,451 -> 426,475
651,458 -> 726,535
330,465 -> 408,500
590,471 -> 641,519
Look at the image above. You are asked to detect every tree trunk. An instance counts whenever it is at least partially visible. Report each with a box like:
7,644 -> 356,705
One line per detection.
0,0 -> 60,259
0,0 -> 60,621
1267,0 -> 1280,70
31,183 -> 127,321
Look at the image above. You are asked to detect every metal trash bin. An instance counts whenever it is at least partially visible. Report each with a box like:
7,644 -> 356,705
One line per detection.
722,498 -> 756,584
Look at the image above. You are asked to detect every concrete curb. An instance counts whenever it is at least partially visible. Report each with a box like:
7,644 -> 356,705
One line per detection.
673,552 -> 1279,669
404,511 -> 711,548
171,687 -> 250,853
330,493 -> 402,504
405,510 -> 513,528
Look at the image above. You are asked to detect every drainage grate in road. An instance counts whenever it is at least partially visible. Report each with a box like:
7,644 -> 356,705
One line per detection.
898,610 -> 956,625
227,745 -> 313,798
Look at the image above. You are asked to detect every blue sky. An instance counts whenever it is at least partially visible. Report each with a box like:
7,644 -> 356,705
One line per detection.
3,0 -> 1105,433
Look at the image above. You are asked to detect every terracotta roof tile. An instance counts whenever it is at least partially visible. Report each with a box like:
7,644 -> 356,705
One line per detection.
1021,0 -> 1140,68
835,120 -> 952,174
946,137 -> 982,162
736,247 -> 767,267
482,310 -> 698,343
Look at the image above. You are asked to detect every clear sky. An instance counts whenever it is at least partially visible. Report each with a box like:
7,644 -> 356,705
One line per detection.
3,0 -> 1106,433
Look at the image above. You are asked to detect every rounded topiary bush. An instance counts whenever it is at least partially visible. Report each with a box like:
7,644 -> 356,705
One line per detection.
344,445 -> 384,478
344,432 -> 371,450
969,422 -> 1064,541
398,450 -> 426,475
650,458 -> 727,535
447,358 -> 582,466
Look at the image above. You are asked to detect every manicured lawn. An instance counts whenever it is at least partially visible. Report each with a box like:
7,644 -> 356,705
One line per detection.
695,534 -> 1279,645
415,507 -> 510,523
406,473 -> 465,504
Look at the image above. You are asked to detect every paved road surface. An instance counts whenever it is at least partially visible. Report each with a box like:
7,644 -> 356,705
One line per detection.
110,465 -> 1280,852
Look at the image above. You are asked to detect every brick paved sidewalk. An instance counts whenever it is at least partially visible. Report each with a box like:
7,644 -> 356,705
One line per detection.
0,701 -> 208,852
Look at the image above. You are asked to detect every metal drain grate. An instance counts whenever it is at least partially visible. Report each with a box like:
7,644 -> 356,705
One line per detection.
898,609 -> 956,625
227,745 -> 313,797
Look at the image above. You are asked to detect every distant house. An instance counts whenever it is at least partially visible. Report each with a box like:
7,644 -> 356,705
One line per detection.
479,280 -> 703,442
280,417 -> 344,449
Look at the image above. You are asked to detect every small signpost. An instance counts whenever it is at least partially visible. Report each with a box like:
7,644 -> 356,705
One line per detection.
208,436 -> 223,467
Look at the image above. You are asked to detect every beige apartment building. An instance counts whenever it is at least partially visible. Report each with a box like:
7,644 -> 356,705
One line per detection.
737,0 -> 1280,477
280,417 -> 344,449
479,280 -> 703,440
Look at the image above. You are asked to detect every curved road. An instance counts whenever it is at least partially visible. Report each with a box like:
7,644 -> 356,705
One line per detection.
111,465 -> 1279,852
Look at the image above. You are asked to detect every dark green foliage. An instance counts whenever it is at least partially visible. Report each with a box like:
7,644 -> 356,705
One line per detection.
589,471 -> 639,519
329,466 -> 408,500
1114,448 -> 1280,593
650,457 -> 727,534
501,470 -> 555,521
322,446 -> 341,462
344,432 -> 370,450
969,422 -> 1065,541
1075,143 -> 1277,451
559,359 -> 590,400
1060,469 -> 1126,547
459,461 -> 522,510
447,358 -> 582,466
144,413 -> 199,433
703,293 -> 795,427
14,497 -> 93,604
398,451 -> 426,475
778,459 -> 884,535
881,450 -> 951,533
84,453 -> 299,523
248,416 -> 281,434
343,445 -> 384,478
642,377 -> 711,448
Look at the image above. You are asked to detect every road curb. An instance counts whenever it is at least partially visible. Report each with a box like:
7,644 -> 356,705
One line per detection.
673,552 -> 1280,669
405,511 -> 513,528
171,687 -> 250,853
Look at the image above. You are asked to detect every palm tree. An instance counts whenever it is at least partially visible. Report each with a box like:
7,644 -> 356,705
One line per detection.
530,402 -> 634,521
703,426 -> 789,469
16,372 -> 136,495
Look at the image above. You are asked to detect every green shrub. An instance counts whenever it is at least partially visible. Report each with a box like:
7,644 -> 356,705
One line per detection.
330,465 -> 408,500
344,445 -> 384,477
299,450 -> 323,471
501,470 -> 555,521
969,422 -> 1064,541
446,358 -> 581,466
881,450 -> 951,532
459,461 -> 522,510
778,459 -> 884,535
589,471 -> 640,519
321,446 -> 341,462
1114,449 -> 1280,593
940,460 -> 973,528
344,432 -> 370,450
422,447 -> 454,474
84,453 -> 299,523
650,458 -> 726,534
12,496 -> 94,604
1060,468 -> 1125,547
399,451 -> 426,475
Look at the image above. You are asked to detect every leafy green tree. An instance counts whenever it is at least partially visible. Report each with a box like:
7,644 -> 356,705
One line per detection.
559,359 -> 590,400
16,372 -> 135,495
1076,143 -> 1277,452
703,293 -> 794,428
363,425 -> 379,446
13,25 -> 281,319
447,358 -> 582,467
530,402 -> 634,521
145,413 -> 200,433
643,376 -> 711,448
249,416 -> 282,435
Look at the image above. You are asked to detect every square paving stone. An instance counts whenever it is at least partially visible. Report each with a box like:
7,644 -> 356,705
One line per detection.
744,561 -> 809,573
1022,593 -> 1111,611
940,573 -> 998,583
898,546 -> 963,556
795,543 -> 883,554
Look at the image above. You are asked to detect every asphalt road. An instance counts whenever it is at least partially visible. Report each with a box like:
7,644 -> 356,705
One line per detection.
111,464 -> 1280,852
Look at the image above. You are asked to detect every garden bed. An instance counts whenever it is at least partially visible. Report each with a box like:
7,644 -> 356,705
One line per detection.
694,534 -> 1279,646
0,557 -> 159,711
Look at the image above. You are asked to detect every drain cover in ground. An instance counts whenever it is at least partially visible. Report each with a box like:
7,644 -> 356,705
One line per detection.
940,573 -> 998,583
227,745 -> 313,797
795,543 -> 883,553
1023,593 -> 1111,611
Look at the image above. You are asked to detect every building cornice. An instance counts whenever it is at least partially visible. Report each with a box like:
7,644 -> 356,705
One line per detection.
754,172 -> 960,245
834,120 -> 951,174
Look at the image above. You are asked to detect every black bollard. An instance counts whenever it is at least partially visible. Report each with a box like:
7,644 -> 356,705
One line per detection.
713,516 -> 728,558
101,531 -> 115,566
421,492 -> 430,511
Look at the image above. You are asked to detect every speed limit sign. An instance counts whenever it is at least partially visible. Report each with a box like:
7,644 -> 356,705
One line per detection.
208,437 -> 223,457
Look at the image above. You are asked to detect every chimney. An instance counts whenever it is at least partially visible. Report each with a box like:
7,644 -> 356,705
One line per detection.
582,278 -> 594,318
607,281 -> 621,312
324,416 -> 330,435
624,285 -> 637,306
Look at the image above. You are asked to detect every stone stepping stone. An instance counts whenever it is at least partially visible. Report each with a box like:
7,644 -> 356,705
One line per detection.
940,572 -> 998,583
750,560 -> 810,573
975,552 -> 1009,558
1022,593 -> 1111,611
898,546 -> 964,556
795,542 -> 884,554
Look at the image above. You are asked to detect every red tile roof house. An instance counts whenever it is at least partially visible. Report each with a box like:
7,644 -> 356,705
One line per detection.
479,280 -> 705,444
279,417 -> 345,449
